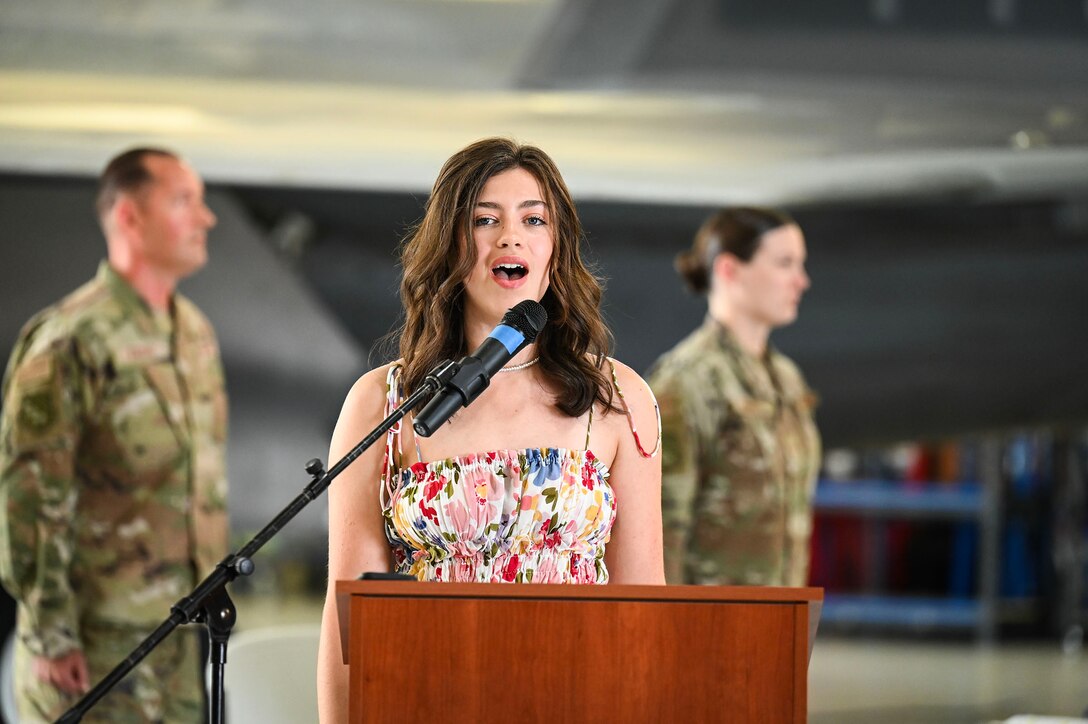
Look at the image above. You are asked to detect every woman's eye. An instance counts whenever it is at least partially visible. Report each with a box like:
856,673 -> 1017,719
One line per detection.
474,216 -> 496,227
526,215 -> 547,226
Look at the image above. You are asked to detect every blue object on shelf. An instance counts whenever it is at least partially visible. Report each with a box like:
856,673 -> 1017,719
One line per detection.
949,522 -> 977,598
821,594 -> 979,629
813,479 -> 983,518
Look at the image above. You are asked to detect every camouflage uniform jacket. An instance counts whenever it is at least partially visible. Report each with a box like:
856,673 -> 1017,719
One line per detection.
648,316 -> 820,587
0,261 -> 228,658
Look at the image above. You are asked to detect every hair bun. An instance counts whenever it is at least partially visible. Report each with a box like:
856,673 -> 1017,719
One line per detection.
674,249 -> 709,295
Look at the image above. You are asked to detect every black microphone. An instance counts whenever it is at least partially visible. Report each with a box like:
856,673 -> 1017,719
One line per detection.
413,300 -> 548,437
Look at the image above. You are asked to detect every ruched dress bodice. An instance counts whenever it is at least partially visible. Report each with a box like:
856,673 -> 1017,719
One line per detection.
383,447 -> 615,583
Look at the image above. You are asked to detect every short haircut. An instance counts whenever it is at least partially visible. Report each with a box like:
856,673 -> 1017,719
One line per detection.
95,147 -> 179,223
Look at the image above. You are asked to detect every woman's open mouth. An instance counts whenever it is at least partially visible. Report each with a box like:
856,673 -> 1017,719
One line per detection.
492,262 -> 527,281
490,257 -> 530,288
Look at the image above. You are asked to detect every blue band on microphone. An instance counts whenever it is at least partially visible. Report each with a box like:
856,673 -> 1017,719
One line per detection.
488,324 -> 525,354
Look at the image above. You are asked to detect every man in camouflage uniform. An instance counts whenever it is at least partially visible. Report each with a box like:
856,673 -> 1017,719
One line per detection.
648,207 -> 821,587
0,148 -> 228,722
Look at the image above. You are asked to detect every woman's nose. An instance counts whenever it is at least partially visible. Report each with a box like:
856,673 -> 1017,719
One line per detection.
497,226 -> 522,248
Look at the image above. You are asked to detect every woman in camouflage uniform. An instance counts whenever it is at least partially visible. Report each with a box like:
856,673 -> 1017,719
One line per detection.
648,207 -> 821,587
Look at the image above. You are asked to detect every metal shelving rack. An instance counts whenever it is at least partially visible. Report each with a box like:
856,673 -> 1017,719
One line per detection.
812,439 -> 1003,641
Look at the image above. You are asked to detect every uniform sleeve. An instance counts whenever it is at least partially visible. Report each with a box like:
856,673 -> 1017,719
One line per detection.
648,367 -> 699,585
0,336 -> 87,657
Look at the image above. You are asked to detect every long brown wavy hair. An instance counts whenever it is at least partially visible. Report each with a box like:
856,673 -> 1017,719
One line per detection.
395,137 -> 615,417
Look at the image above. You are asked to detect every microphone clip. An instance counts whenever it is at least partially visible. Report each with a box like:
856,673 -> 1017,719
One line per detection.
421,359 -> 460,395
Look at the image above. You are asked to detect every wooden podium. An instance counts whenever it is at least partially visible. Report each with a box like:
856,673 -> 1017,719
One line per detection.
336,580 -> 822,723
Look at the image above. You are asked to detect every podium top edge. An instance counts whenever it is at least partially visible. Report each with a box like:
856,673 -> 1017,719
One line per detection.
335,580 -> 824,604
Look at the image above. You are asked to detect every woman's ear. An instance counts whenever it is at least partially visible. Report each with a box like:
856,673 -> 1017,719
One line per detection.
712,252 -> 740,284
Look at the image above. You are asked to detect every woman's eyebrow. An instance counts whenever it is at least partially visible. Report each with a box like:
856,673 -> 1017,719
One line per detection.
475,199 -> 546,209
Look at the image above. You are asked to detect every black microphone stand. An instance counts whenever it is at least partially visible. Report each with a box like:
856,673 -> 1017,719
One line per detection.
57,360 -> 458,723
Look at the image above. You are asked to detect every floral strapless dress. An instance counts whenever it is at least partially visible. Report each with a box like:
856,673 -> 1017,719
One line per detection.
378,362 -> 658,584
384,447 -> 615,583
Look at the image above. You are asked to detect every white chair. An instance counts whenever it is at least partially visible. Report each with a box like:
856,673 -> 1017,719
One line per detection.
214,623 -> 321,724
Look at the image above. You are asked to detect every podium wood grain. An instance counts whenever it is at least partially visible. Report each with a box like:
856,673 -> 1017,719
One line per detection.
336,581 -> 821,723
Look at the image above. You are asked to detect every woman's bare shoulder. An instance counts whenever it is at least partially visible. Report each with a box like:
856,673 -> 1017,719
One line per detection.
597,356 -> 661,458
604,357 -> 655,405
338,361 -> 401,420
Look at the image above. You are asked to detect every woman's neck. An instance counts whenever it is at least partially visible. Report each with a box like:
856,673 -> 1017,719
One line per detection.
463,316 -> 540,369
708,297 -> 769,358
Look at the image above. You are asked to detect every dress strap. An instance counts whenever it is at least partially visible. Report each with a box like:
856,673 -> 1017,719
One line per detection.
606,358 -> 661,459
379,364 -> 405,510
584,403 -> 595,450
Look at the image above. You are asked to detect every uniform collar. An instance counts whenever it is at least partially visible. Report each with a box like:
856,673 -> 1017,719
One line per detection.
702,314 -> 782,405
701,314 -> 776,364
96,260 -> 171,324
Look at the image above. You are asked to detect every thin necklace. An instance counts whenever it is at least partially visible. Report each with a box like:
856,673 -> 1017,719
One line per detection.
497,356 -> 540,373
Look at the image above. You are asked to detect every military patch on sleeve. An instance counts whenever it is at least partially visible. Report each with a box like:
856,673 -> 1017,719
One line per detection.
8,354 -> 61,439
17,388 -> 57,433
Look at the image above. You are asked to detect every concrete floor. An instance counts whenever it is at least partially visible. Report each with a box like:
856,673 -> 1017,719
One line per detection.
809,637 -> 1087,723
